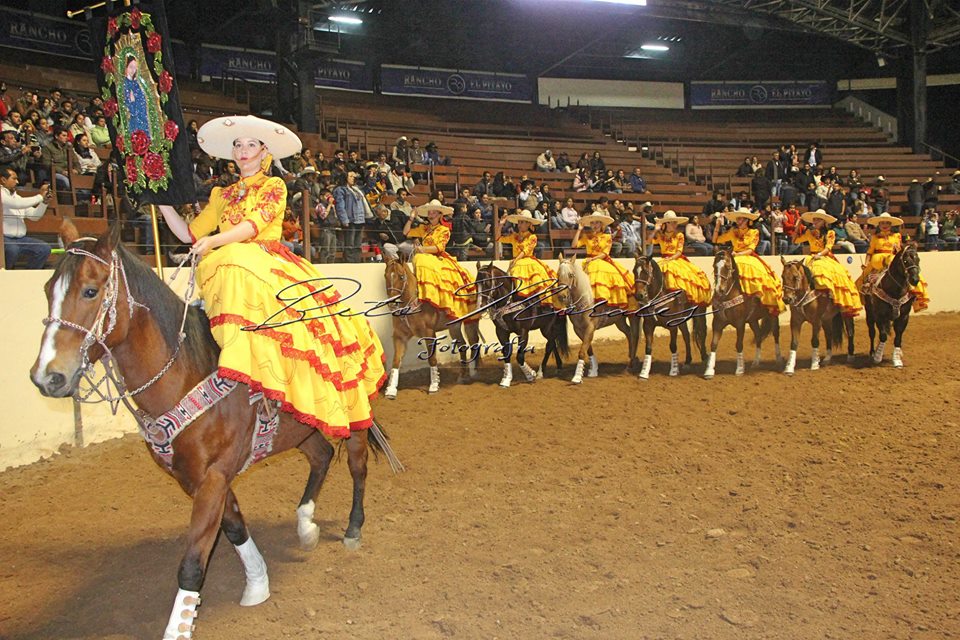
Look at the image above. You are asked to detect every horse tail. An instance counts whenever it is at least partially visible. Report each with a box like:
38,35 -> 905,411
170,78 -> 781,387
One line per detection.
757,313 -> 775,343
693,310 -> 708,361
367,419 -> 405,474
830,313 -> 844,344
554,314 -> 570,359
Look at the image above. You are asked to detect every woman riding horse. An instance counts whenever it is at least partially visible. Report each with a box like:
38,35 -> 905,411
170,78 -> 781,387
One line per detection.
498,209 -> 562,309
792,209 -> 862,318
651,210 -> 712,306
711,208 -> 785,317
857,212 -> 930,312
571,212 -> 637,311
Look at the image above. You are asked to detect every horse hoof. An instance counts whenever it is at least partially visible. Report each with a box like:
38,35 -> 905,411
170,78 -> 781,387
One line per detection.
703,373 -> 714,380
571,377 -> 583,385
299,523 -> 321,551
638,373 -> 649,380
343,536 -> 362,551
239,579 -> 271,607
735,369 -> 745,377
428,386 -> 440,394
384,388 -> 397,400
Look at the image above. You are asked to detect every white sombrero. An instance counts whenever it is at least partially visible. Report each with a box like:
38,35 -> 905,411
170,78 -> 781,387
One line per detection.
414,199 -> 454,219
726,207 -> 760,222
580,213 -> 615,227
505,209 -> 544,226
197,115 -> 302,160
867,212 -> 904,226
655,210 -> 689,225
801,209 -> 836,225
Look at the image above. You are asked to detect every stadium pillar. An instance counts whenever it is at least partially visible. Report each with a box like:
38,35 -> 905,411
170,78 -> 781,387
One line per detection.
897,0 -> 928,153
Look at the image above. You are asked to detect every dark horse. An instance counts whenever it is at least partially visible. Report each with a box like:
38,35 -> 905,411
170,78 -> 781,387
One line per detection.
632,255 -> 707,378
704,247 -> 781,378
780,257 -> 855,375
863,243 -> 921,368
30,225 -> 389,638
475,262 -> 568,386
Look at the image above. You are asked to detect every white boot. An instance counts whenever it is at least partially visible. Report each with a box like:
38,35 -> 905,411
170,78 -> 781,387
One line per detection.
735,352 -> 745,376
638,355 -> 652,380
519,362 -> 536,382
535,367 -> 544,380
499,363 -> 513,388
873,341 -> 886,364
669,353 -> 680,377
810,347 -> 820,371
892,347 -> 904,368
703,352 -> 717,379
163,588 -> 201,640
235,537 -> 270,606
752,346 -> 762,367
296,500 -> 320,551
587,354 -> 599,377
572,359 -> 585,384
428,366 -> 440,393
823,348 -> 832,365
784,349 -> 797,375
467,359 -> 478,379
383,368 -> 400,399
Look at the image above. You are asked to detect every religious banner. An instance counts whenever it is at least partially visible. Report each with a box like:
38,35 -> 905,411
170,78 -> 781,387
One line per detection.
380,65 -> 533,103
91,1 -> 195,205
690,81 -> 832,109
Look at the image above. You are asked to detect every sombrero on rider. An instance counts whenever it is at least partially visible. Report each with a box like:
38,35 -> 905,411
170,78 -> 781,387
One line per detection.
800,209 -> 837,225
197,114 -> 302,160
655,210 -> 689,225
726,207 -> 760,221
505,209 -> 544,226
867,212 -> 904,226
414,199 -> 454,219
580,213 -> 615,227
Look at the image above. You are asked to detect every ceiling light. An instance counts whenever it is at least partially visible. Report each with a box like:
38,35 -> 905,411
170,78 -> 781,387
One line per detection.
640,43 -> 669,52
329,14 -> 363,25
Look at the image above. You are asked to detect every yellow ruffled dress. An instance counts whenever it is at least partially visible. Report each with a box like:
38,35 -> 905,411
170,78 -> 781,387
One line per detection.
857,231 -> 929,312
408,223 -> 478,321
794,229 -> 862,317
189,170 -> 385,439
501,231 -> 563,309
715,227 -> 785,316
575,232 -> 637,310
653,231 -> 712,306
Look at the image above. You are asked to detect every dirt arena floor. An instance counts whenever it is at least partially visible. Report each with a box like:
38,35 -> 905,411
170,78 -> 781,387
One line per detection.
1,313 -> 959,640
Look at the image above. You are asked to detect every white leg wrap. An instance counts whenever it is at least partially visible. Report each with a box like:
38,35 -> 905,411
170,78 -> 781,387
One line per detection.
669,353 -> 680,377
587,354 -> 599,377
810,347 -> 820,371
535,367 -> 544,380
873,341 -> 886,364
704,352 -> 717,379
639,354 -> 653,379
735,352 -> 745,376
296,500 -> 320,550
784,350 -> 797,375
163,588 -> 200,640
572,359 -> 585,384
499,362 -> 513,388
467,359 -> 478,378
520,362 -> 536,382
892,347 -> 904,368
752,346 -> 762,367
384,368 -> 399,399
428,366 -> 440,393
235,537 -> 270,606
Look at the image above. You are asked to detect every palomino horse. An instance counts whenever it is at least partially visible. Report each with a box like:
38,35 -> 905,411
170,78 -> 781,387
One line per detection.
704,247 -> 781,378
862,243 -> 921,368
382,254 -> 481,397
632,255 -> 708,378
475,262 -> 568,387
780,257 -> 855,375
555,255 -> 640,383
30,225 -> 393,639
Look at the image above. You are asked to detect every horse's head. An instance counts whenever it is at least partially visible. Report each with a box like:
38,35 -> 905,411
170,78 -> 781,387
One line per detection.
898,242 -> 921,287
713,247 -> 737,298
383,254 -> 415,307
779,256 -> 812,306
31,223 -> 133,397
475,262 -> 510,309
633,255 -> 657,304
555,255 -> 577,308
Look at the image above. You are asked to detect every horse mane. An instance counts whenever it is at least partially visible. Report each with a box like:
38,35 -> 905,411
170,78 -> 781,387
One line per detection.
559,258 -> 593,306
801,263 -> 817,290
476,263 -> 513,307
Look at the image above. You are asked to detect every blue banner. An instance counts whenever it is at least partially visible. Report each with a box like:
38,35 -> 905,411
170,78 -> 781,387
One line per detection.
198,45 -> 371,91
0,7 -> 93,59
380,65 -> 532,103
691,81 -> 832,108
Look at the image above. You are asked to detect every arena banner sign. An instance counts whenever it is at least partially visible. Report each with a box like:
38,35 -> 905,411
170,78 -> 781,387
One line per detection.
0,7 -> 93,59
380,65 -> 532,103
690,81 -> 832,109
199,44 -> 371,91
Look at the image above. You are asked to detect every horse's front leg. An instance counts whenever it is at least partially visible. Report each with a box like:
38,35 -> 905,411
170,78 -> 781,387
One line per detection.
680,320 -> 692,368
638,319 -> 655,380
426,330 -> 441,394
873,313 -> 890,364
496,325 -> 515,388
516,329 -> 538,383
892,311 -> 910,368
704,316 -> 724,379
163,470 -> 230,640
449,322 -> 475,383
572,321 -> 594,384
734,321 -> 747,376
384,332 -> 407,399
221,489 -> 270,606
809,313 -> 822,371
625,317 -> 641,373
343,430 -> 369,550
784,311 -> 802,375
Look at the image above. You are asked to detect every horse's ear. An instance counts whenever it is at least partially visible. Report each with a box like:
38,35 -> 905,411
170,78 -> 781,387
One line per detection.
476,259 -> 482,272
555,251 -> 563,261
94,223 -> 122,258
780,255 -> 786,266
59,217 -> 80,247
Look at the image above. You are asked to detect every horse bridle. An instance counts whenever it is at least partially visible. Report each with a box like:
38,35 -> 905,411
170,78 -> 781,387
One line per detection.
780,263 -> 815,308
883,248 -> 919,292
633,259 -> 662,303
714,253 -> 736,300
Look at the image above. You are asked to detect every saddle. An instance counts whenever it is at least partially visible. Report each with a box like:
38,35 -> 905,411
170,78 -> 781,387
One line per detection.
861,269 -> 912,319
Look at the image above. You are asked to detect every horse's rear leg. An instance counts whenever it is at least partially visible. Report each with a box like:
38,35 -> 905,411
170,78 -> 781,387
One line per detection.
809,316 -> 822,371
572,323 -> 594,384
384,333 -> 407,399
450,323 -> 476,383
296,431 -> 335,550
784,314 -> 802,375
517,330 -> 537,383
892,312 -> 910,368
343,431 -> 370,550
874,317 -> 890,364
734,322 -> 747,376
680,321 -> 692,368
221,489 -> 270,606
497,326 -> 515,388
845,316 -> 855,358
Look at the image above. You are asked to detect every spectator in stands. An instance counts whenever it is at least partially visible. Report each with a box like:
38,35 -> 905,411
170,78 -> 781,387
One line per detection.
823,166 -> 839,183
467,205 -> 493,256
618,208 -> 641,257
41,126 -> 71,194
629,167 -> 648,194
345,150 -> 362,175
768,203 -> 786,254
409,138 -> 427,165
391,187 -> 413,218
312,188 -> 338,264
831,221 -> 855,254
736,156 -> 753,178
281,208 -> 305,257
492,171 -> 513,198
906,179 -> 924,218
193,159 -> 216,199
572,168 -> 592,192
425,142 -> 450,166
684,215 -> 713,256
590,151 -> 606,175
727,191 -> 746,211
89,115 -> 111,147
375,152 -> 391,175
536,149 -> 557,172
923,210 -> 940,251
843,216 -> 868,253
782,202 -> 801,254
2,109 -> 22,133
449,203 -> 473,260
765,151 -> 783,199
847,169 -> 862,189
597,170 -> 618,193
794,163 -> 814,208
368,203 -> 412,260
923,177 -> 940,212
595,196 -> 612,218
334,171 -> 372,263
751,169 -> 771,209
392,136 -> 412,168
812,174 -> 829,211
291,166 -> 322,212
2,168 -> 52,269
217,160 -> 240,188
72,134 -> 101,175
750,156 -> 762,174
474,171 -> 494,197
68,112 -> 88,141
951,171 -> 960,195
941,211 -> 958,250
825,181 -> 846,220
554,197 -> 580,230
613,170 -> 629,193
755,209 -> 772,255
575,152 -> 591,172
476,192 -> 494,225
703,190 -> 726,217
556,151 -> 574,173
285,150 -> 307,175
387,163 -> 414,195
455,187 -> 477,209
0,130 -> 29,184
806,142 -> 822,168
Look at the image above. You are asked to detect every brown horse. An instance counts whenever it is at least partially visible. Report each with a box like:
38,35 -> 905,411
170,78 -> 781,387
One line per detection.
863,243 -> 920,368
382,254 -> 481,397
30,225 -> 391,639
780,257 -> 854,375
703,247 -> 781,378
632,255 -> 708,378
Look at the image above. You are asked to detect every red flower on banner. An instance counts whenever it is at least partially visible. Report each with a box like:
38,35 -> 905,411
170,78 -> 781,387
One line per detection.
143,152 -> 165,180
107,17 -> 118,36
163,120 -> 179,141
147,32 -> 162,54
158,70 -> 173,94
130,8 -> 142,29
131,130 -> 150,156
126,156 -> 139,182
103,98 -> 119,118
100,56 -> 115,74
115,135 -> 125,154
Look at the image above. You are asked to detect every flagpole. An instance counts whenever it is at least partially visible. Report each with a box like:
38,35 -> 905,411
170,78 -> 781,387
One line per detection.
150,205 -> 164,278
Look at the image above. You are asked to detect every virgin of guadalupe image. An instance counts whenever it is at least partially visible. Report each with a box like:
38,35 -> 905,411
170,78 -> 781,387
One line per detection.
123,55 -> 150,134
112,35 -> 163,143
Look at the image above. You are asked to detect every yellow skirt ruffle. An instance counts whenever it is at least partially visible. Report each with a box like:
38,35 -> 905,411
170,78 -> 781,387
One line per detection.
413,251 -> 477,321
584,257 -> 638,310
734,254 -> 785,315
510,256 -> 563,309
858,254 -> 930,313
804,255 -> 862,317
659,256 -> 712,306
196,241 -> 385,439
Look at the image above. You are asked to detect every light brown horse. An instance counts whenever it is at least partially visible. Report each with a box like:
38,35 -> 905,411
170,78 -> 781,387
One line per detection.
780,257 -> 854,374
30,224 -> 390,639
382,254 -> 481,397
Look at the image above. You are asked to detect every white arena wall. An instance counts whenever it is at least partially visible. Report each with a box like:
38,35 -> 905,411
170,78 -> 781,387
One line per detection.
2,253 -> 957,470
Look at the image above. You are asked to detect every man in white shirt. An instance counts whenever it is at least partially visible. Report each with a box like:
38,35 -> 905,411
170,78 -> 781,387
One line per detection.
536,150 -> 557,172
2,167 -> 51,269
